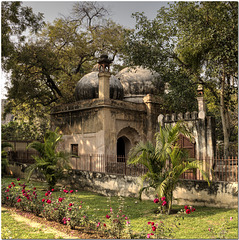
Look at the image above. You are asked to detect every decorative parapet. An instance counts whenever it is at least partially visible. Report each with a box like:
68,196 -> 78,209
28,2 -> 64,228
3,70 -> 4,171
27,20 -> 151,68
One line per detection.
51,98 -> 147,115
158,111 -> 199,124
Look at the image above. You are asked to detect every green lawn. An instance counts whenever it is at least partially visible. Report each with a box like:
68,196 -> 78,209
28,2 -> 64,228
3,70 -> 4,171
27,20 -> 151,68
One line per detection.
1,210 -> 61,239
2,177 -> 238,239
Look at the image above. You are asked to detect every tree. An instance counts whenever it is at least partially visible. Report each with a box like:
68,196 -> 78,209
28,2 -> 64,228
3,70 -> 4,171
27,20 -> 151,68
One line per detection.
26,129 -> 72,189
1,1 -> 44,66
127,141 -> 166,201
4,2 -> 127,112
128,123 -> 209,214
124,2 -> 238,156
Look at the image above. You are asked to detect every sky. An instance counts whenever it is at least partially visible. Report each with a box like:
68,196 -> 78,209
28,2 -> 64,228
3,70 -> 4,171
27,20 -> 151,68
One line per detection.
1,1 -> 171,98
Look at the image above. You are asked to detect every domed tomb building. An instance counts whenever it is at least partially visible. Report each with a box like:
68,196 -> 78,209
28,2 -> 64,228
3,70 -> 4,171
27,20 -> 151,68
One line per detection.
51,55 -> 164,171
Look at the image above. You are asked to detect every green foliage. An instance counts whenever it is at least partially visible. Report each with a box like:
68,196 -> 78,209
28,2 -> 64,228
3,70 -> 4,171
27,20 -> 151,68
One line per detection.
1,142 -> 12,175
2,120 -> 48,141
128,123 -> 209,214
4,2 -> 127,110
1,1 -> 44,63
26,129 -> 72,189
124,2 -> 238,151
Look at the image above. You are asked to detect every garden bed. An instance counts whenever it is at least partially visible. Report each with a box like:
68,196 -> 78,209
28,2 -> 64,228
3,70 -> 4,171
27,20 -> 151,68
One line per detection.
2,177 -> 238,239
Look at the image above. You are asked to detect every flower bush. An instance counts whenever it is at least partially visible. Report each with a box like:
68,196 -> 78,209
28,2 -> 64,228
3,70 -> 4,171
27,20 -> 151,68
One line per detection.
2,178 -> 202,239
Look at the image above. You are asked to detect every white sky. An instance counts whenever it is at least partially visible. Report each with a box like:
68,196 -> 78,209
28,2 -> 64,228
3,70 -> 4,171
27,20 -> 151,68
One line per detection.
1,1 -> 171,98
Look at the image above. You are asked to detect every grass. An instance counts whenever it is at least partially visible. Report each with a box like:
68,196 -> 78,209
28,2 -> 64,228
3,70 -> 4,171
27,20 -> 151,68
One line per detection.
2,177 -> 238,239
1,210 -> 61,239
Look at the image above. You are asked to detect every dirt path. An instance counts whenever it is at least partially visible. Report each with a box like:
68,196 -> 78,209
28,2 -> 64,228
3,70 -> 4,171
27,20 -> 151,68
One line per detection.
2,206 -> 105,239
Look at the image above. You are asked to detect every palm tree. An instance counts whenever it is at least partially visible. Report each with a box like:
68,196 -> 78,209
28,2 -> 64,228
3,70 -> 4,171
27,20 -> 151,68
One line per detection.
26,128 -> 72,189
127,141 -> 166,200
128,122 -> 210,214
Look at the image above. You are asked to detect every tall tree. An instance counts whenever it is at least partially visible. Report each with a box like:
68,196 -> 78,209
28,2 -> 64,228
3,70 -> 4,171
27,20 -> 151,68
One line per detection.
4,2 -> 127,114
1,1 -> 44,66
124,2 -> 238,156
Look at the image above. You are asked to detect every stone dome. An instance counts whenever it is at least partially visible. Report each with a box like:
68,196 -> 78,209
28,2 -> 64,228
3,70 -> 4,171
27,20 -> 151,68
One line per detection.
115,66 -> 164,103
75,70 -> 124,101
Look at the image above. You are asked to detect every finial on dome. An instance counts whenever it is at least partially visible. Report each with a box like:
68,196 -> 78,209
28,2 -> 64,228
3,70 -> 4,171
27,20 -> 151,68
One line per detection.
98,54 -> 112,73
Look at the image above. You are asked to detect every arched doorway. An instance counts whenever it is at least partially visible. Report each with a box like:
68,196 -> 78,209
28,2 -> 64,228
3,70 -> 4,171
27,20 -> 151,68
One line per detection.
117,136 -> 131,162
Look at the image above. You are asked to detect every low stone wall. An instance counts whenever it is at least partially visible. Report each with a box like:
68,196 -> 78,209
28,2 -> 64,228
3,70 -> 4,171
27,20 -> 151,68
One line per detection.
68,170 -> 238,208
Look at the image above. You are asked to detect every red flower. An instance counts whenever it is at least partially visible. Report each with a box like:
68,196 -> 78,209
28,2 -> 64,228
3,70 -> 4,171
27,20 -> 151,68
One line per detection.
192,208 -> 196,212
147,222 -> 151,225
106,214 -> 111,219
51,189 -> 54,192
17,198 -> 21,202
33,191 -> 36,195
70,190 -> 74,193
45,192 -> 48,196
161,196 -> 166,201
6,197 -> 9,200
152,226 -> 156,231
69,203 -> 73,206
184,205 -> 188,210
153,198 -> 159,203
103,223 -> 106,227
151,222 -> 154,225
17,178 -> 20,181
162,201 -> 167,206
6,189 -> 9,192
33,187 -> 36,190
186,209 -> 191,214
8,185 -> 12,188
11,182 -> 14,185
46,199 -> 51,204
58,197 -> 63,202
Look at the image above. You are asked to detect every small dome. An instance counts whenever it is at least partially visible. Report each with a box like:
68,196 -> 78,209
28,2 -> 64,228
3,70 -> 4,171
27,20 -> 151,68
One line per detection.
116,66 -> 164,103
75,71 -> 124,100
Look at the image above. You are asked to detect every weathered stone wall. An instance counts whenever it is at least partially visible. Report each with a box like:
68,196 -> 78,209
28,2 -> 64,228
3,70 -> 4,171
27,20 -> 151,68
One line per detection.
67,170 -> 238,208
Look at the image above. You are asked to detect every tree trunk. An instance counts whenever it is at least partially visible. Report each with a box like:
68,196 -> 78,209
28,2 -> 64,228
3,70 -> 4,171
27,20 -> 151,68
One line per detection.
220,70 -> 230,158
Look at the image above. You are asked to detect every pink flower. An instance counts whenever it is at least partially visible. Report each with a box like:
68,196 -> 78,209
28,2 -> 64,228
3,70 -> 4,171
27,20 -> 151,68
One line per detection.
230,217 -> 233,221
147,222 -> 151,225
75,190 -> 78,192
67,218 -> 71,221
17,198 -> 21,202
161,196 -> 166,201
68,208 -> 72,211
17,178 -> 20,181
186,209 -> 191,214
184,205 -> 188,210
70,190 -> 74,193
125,216 -> 128,220
126,221 -> 130,224
154,198 -> 159,203
106,214 -> 111,219
147,234 -> 151,238
97,222 -> 100,227
162,201 -> 167,206
208,228 -> 211,231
